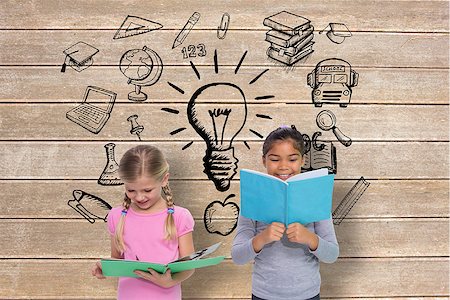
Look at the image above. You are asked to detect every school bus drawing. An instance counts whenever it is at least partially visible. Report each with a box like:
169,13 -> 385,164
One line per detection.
307,58 -> 358,107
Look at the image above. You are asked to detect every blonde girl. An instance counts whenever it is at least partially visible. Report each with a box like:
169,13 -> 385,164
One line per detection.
92,145 -> 195,300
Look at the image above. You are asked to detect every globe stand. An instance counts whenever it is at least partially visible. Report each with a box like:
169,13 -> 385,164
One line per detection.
128,85 -> 147,102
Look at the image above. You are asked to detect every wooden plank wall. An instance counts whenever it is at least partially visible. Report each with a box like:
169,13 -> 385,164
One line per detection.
0,0 -> 449,299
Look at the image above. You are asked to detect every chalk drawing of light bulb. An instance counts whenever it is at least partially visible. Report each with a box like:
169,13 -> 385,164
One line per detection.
187,82 -> 247,192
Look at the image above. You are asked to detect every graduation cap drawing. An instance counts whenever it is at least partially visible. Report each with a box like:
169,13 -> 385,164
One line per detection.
319,23 -> 352,44
61,41 -> 99,72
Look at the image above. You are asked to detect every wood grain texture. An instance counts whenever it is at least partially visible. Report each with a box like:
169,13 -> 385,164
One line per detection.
1,180 -> 448,219
0,0 -> 447,32
0,259 -> 447,298
0,104 -> 448,141
0,219 -> 447,258
0,142 -> 447,179
1,31 -> 448,68
0,67 -> 447,104
0,0 -> 448,298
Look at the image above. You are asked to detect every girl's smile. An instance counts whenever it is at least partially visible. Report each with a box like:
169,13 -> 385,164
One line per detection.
262,139 -> 305,181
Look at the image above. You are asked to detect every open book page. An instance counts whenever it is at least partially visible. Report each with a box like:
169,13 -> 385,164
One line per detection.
311,142 -> 336,171
101,243 -> 225,277
286,168 -> 329,182
171,242 -> 222,262
101,256 -> 225,277
286,174 -> 335,225
167,256 -> 225,273
302,142 -> 336,174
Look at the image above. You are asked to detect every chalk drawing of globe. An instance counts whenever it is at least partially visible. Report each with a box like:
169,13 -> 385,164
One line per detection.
119,46 -> 163,102
119,49 -> 152,80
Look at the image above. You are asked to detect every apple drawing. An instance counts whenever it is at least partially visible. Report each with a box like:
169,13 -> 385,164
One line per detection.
204,194 -> 240,236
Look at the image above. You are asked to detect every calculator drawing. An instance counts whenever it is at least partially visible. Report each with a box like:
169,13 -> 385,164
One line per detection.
66,86 -> 117,134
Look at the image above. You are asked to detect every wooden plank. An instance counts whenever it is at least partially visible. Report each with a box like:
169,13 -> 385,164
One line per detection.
0,219 -> 447,258
0,104 -> 447,141
1,30 -> 448,68
0,180 -> 448,219
0,67 -> 447,104
0,259 -> 447,298
0,0 -> 447,32
0,142 -> 447,179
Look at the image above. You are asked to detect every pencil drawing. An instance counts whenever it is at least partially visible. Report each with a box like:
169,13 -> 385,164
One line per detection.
172,12 -> 200,49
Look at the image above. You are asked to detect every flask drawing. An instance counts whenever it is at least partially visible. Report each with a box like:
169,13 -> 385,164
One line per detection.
98,143 -> 123,186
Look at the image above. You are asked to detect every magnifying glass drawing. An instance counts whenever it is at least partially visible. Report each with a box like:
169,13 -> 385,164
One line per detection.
316,110 -> 352,147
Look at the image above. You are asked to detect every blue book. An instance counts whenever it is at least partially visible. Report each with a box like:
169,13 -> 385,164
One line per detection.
240,168 -> 334,225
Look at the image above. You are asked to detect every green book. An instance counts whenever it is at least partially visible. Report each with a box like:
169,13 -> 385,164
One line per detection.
101,242 -> 225,278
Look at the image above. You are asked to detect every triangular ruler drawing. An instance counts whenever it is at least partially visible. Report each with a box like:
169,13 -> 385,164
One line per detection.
113,15 -> 163,39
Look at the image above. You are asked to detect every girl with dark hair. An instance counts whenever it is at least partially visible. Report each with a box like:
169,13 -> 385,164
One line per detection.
232,125 -> 339,300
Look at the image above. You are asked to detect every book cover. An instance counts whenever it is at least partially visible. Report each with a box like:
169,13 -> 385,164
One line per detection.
270,33 -> 314,56
263,11 -> 311,35
101,243 -> 225,278
265,25 -> 313,47
240,168 -> 334,225
267,42 -> 314,65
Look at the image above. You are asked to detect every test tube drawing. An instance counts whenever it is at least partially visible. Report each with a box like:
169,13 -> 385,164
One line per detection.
172,12 -> 200,49
127,115 -> 144,141
332,177 -> 370,225
68,190 -> 112,224
98,143 -> 123,186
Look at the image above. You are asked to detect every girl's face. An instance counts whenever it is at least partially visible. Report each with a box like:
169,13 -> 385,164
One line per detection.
262,139 -> 304,181
124,174 -> 169,213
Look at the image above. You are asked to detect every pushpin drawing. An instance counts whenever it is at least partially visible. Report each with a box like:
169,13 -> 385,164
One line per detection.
319,23 -> 352,44
127,115 -> 144,140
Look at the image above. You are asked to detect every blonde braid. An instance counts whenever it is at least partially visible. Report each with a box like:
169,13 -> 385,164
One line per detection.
162,183 -> 177,240
114,194 -> 131,254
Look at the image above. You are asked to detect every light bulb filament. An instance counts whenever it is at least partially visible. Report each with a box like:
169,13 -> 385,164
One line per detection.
208,108 -> 231,145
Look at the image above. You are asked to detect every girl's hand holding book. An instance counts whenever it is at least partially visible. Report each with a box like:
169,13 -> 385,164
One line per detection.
92,261 -> 106,279
252,222 -> 285,252
286,223 -> 319,251
134,268 -> 176,288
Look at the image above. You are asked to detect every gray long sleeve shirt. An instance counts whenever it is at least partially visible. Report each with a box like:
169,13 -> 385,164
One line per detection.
231,216 -> 339,300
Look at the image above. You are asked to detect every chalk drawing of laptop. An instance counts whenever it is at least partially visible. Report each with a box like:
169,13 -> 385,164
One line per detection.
66,86 -> 117,134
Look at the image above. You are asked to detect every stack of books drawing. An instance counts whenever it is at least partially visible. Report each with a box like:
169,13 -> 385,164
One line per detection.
263,11 -> 314,65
